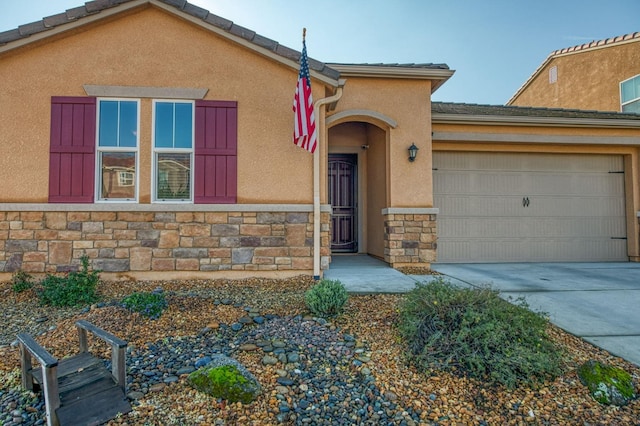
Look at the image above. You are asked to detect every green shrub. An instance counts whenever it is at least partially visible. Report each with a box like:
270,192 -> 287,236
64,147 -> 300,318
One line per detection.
122,291 -> 168,319
37,255 -> 100,307
11,271 -> 34,293
398,278 -> 563,389
305,279 -> 348,317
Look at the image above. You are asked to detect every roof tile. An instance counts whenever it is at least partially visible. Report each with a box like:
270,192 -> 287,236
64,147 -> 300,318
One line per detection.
552,31 -> 640,56
161,0 -> 187,8
182,3 -> 208,20
203,13 -> 232,31
275,44 -> 300,62
65,6 -> 90,21
43,12 -> 70,28
85,0 -> 113,13
251,34 -> 278,51
0,29 -> 21,44
18,21 -> 47,37
228,23 -> 256,41
433,101 -> 640,120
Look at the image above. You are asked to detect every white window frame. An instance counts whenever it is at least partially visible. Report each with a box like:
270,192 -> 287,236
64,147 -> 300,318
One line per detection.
95,98 -> 140,202
151,99 -> 195,203
620,74 -> 640,113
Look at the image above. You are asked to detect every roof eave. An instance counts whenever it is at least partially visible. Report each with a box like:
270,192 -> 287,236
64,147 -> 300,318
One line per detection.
328,64 -> 454,93
0,0 -> 341,88
432,113 -> 640,129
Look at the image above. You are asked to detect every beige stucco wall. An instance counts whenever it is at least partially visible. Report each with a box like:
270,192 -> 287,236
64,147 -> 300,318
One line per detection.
0,5 -> 328,204
328,77 -> 434,208
365,125 -> 387,258
510,40 -> 640,111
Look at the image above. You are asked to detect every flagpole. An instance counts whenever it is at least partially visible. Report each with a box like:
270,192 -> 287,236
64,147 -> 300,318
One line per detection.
313,90 -> 344,280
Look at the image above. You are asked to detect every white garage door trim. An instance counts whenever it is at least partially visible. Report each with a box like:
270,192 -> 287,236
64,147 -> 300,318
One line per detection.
434,152 -> 628,263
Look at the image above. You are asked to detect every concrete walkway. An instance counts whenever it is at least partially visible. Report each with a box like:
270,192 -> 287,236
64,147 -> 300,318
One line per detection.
325,256 -> 640,366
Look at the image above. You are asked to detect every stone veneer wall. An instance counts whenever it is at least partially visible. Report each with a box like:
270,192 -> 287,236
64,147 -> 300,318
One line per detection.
0,207 -> 331,275
382,208 -> 438,267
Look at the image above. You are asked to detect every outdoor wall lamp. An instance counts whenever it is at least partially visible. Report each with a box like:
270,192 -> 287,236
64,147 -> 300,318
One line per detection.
408,143 -> 419,162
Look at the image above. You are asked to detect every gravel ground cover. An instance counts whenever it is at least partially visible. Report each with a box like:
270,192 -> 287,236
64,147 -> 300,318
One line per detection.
0,276 -> 638,425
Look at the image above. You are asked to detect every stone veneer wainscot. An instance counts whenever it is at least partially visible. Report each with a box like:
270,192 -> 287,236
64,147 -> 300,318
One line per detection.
0,204 -> 331,275
382,208 -> 438,268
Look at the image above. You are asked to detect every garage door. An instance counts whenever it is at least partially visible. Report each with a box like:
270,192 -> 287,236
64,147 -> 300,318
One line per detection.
433,152 -> 628,262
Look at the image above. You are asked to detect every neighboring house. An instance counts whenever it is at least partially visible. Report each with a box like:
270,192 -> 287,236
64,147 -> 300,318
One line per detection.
0,0 -> 639,280
508,32 -> 640,112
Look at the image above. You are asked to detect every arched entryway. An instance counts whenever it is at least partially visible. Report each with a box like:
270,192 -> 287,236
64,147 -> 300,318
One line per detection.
327,110 -> 395,260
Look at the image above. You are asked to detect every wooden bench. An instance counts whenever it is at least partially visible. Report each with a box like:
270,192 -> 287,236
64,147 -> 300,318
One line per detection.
18,320 -> 131,426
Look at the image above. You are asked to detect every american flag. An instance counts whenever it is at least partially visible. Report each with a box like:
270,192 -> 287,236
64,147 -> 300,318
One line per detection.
293,36 -> 317,153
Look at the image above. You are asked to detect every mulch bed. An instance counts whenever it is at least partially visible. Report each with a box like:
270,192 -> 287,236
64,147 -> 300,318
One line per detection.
0,277 -> 638,425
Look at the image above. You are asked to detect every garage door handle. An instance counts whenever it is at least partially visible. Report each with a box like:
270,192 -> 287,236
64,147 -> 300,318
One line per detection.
522,197 -> 530,207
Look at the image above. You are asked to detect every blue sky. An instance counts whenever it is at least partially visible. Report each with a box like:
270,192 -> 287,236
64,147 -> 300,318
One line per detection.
1,0 -> 638,105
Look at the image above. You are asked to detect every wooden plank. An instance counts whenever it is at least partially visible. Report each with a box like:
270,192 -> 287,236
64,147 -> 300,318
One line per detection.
56,384 -> 131,426
17,334 -> 58,367
60,374 -> 116,404
31,353 -> 102,384
75,320 -> 127,348
57,363 -> 112,396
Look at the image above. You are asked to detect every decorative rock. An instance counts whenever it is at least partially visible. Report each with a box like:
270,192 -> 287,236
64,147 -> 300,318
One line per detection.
276,377 -> 295,386
195,356 -> 212,368
252,316 -> 265,324
287,352 -> 300,363
149,383 -> 166,392
239,343 -> 258,351
231,323 -> 244,331
177,366 -> 195,375
127,391 -> 145,400
577,360 -> 637,406
262,355 -> 279,365
275,386 -> 289,394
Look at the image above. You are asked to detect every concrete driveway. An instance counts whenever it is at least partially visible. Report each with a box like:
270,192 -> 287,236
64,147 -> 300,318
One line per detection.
430,263 -> 640,366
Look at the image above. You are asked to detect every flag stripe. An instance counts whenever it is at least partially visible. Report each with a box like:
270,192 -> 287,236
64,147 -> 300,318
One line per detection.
293,39 -> 317,154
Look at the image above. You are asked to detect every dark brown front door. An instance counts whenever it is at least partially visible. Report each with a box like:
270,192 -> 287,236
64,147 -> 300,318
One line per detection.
329,154 -> 357,252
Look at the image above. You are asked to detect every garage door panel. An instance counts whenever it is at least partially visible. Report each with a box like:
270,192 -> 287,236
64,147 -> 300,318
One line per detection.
438,195 -> 527,216
434,152 -> 628,263
435,152 -> 623,172
434,172 -> 526,195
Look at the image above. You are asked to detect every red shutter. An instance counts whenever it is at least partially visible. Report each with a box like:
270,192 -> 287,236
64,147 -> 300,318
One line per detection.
194,100 -> 238,204
49,96 -> 96,203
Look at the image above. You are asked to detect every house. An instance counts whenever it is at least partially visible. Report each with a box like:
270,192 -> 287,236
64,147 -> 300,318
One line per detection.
0,0 -> 452,279
508,32 -> 640,112
0,0 -> 639,281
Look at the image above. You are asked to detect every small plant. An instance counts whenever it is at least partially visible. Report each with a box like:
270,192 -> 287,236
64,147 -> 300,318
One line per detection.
11,271 -> 34,293
398,278 -> 563,389
122,291 -> 168,319
305,279 -> 348,318
37,255 -> 100,307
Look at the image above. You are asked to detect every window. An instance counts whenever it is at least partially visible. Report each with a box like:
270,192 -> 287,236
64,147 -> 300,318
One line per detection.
548,66 -> 557,84
153,101 -> 194,201
96,99 -> 139,201
49,97 -> 238,205
621,74 -> 640,113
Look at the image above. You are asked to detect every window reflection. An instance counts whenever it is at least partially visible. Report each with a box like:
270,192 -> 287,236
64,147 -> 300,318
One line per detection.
100,152 -> 136,200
